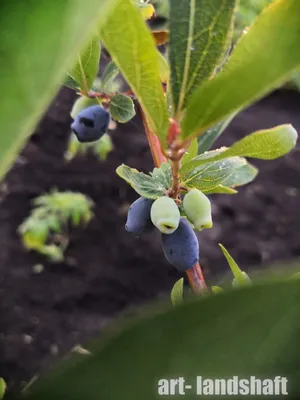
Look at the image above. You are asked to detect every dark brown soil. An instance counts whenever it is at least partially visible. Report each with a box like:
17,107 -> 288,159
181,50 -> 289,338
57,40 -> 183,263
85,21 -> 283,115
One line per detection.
1,87 -> 300,393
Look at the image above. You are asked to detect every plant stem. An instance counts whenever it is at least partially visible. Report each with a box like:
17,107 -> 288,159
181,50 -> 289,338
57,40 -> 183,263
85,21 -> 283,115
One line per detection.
137,105 -> 207,294
186,262 -> 208,294
136,103 -> 167,166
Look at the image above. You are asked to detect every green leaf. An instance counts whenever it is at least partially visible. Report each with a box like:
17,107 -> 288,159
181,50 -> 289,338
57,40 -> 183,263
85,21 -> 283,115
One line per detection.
181,0 -> 300,139
100,61 -> 119,92
0,378 -> 6,400
182,139 -> 198,165
116,163 -> 171,199
25,279 -> 300,399
63,75 -> 79,90
94,134 -> 113,161
0,0 -> 119,183
204,185 -> 237,195
169,0 -> 236,115
110,94 -> 136,123
182,156 -> 247,193
211,285 -> 224,294
222,161 -> 258,188
170,278 -> 184,307
68,36 -> 101,93
157,51 -> 170,84
99,0 -> 169,145
197,113 -> 237,154
182,125 -> 298,174
219,244 -> 251,287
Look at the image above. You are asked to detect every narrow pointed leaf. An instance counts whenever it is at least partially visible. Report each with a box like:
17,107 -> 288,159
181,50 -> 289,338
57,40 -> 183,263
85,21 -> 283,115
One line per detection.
169,0 -> 236,115
67,36 -> 101,93
219,243 -> 251,286
99,0 -> 169,145
182,0 -> 300,139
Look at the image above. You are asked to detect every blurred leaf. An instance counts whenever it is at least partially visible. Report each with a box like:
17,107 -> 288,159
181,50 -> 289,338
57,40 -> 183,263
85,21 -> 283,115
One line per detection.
171,278 -> 184,307
100,61 -> 119,93
182,156 -> 247,193
110,94 -> 136,123
211,285 -> 224,294
152,30 -> 169,46
0,0 -> 119,183
99,0 -> 169,146
67,36 -> 101,93
157,51 -> 169,84
182,125 -> 298,174
182,139 -> 198,165
25,280 -> 300,399
0,378 -> 6,400
197,113 -> 237,154
116,163 -> 171,199
94,133 -> 113,161
63,75 -> 79,90
70,96 -> 99,119
219,244 -> 252,287
169,0 -> 236,115
181,0 -> 300,139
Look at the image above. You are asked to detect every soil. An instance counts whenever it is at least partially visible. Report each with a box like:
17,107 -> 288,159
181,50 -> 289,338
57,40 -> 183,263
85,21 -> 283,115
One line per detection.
1,87 -> 300,393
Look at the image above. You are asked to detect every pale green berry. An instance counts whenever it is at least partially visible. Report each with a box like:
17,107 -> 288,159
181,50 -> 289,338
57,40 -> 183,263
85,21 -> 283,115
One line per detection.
150,196 -> 180,234
183,188 -> 212,231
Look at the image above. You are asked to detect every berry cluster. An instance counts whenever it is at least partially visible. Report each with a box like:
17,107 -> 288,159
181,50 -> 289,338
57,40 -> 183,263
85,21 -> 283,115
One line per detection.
126,189 -> 212,271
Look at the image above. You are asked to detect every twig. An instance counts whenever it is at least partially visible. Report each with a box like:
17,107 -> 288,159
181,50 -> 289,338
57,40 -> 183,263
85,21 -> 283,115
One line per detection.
137,106 -> 208,294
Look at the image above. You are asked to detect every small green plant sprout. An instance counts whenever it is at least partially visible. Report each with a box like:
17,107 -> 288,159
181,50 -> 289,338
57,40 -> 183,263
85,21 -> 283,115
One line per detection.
219,244 -> 252,288
170,278 -> 184,307
18,190 -> 94,263
0,378 -> 5,400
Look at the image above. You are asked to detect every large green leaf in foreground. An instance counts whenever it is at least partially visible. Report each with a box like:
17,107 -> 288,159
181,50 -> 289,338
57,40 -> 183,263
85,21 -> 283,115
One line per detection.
0,0 -> 119,181
181,0 -> 300,139
26,280 -> 300,399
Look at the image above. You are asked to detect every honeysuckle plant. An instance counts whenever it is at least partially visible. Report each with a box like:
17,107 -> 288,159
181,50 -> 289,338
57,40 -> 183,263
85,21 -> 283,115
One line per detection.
2,0 -> 300,398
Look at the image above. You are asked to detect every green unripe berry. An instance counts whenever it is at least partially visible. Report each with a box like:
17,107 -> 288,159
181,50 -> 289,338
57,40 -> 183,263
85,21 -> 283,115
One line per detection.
70,96 -> 99,119
150,196 -> 180,234
183,188 -> 212,231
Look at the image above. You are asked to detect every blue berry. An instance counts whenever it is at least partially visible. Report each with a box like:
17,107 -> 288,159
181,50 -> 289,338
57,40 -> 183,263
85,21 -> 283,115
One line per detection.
161,218 -> 199,271
126,197 -> 154,237
71,105 -> 110,143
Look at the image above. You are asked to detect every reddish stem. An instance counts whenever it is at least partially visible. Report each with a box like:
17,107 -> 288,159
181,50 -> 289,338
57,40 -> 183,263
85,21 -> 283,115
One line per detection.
137,104 -> 207,294
136,103 -> 167,166
186,263 -> 208,294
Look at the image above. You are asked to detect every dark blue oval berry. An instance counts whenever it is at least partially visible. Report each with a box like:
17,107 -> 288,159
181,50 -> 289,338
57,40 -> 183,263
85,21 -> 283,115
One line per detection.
71,105 -> 110,143
161,218 -> 199,271
125,197 -> 154,237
